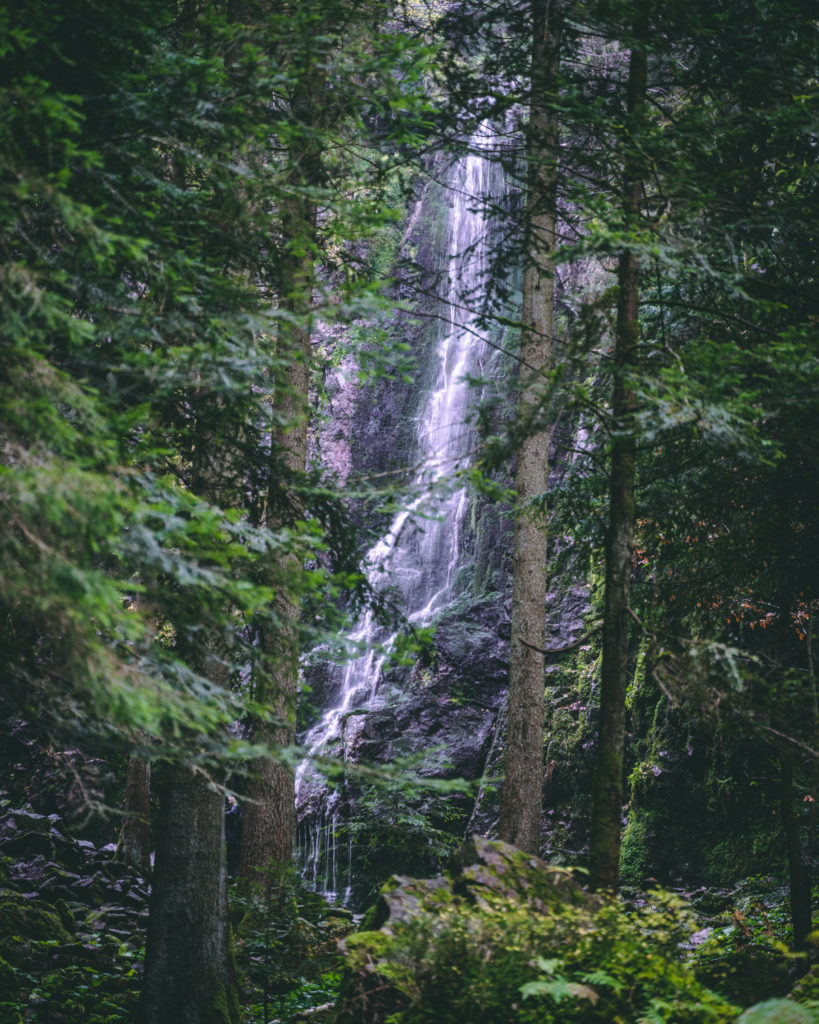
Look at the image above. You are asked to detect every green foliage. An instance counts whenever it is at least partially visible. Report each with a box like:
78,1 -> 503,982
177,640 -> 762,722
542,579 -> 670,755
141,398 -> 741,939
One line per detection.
0,0 -> 440,774
689,878 -> 813,1007
735,999 -> 819,1024
791,965 -> 819,1007
341,883 -> 737,1023
345,776 -> 467,901
231,870 -> 351,1023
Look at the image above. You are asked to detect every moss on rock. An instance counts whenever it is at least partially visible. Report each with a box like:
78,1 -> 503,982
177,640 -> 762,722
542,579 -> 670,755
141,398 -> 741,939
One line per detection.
0,894 -> 71,948
0,954 -> 18,999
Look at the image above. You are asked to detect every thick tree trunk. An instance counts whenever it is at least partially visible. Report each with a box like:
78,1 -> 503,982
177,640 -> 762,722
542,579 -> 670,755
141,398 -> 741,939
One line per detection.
139,564 -> 240,1022
239,43 -> 321,879
588,24 -> 647,891
138,764 -> 238,1024
117,755 -> 152,876
140,14 -> 241,1008
238,313 -> 310,877
498,0 -> 560,855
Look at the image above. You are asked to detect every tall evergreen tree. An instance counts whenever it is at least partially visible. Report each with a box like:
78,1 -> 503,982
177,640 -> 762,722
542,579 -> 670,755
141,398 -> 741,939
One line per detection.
588,4 -> 648,891
237,0 -> 327,885
499,0 -> 562,854
0,0 -> 341,1015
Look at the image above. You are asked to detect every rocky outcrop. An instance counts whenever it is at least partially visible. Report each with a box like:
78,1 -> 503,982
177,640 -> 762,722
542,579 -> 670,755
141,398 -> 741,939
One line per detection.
299,134 -> 595,908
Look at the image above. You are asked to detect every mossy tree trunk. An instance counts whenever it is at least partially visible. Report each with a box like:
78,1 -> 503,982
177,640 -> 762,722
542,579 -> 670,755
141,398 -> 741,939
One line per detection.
588,16 -> 647,891
499,0 -> 560,855
140,7 -> 241,1014
238,292 -> 313,879
139,411 -> 242,1022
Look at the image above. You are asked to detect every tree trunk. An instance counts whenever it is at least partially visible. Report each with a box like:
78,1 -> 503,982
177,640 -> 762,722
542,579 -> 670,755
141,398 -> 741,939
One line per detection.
239,25 -> 322,879
238,318 -> 310,876
138,764 -> 238,1024
140,9 -> 240,1013
138,499 -> 240,1022
117,755 -> 152,876
238,284 -> 311,877
588,21 -> 647,891
498,0 -> 560,855
780,754 -> 812,954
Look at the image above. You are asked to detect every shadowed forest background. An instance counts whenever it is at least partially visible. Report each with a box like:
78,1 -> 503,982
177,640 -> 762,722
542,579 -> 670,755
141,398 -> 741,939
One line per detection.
1,0 -> 817,1021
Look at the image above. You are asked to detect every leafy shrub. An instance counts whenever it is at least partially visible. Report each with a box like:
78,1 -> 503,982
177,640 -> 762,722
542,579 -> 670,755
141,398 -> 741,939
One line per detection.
338,870 -> 738,1023
689,878 -> 805,1007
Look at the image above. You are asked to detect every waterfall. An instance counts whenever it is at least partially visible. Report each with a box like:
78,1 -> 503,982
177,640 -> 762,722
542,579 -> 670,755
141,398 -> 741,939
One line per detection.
296,128 -> 504,902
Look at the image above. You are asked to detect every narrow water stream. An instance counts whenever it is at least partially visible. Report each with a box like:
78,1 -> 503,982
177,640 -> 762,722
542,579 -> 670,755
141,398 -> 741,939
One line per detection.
296,129 -> 504,902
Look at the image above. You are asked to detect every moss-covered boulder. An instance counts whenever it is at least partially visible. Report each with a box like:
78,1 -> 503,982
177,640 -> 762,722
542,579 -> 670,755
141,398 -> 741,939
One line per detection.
0,954 -> 18,1000
790,964 -> 819,1007
736,998 -> 819,1023
0,893 -> 71,949
335,837 -> 738,1024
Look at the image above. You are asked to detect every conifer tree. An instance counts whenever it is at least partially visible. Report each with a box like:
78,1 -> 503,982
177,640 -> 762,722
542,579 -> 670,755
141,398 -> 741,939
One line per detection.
588,4 -> 648,891
499,0 -> 562,855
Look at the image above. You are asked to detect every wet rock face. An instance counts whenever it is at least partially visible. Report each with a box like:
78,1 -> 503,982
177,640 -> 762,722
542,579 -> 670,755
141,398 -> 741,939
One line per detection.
355,597 -> 511,778
300,136 -> 594,907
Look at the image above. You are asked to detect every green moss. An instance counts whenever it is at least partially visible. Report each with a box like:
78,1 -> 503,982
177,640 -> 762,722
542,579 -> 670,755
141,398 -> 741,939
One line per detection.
702,827 -> 782,886
0,895 -> 71,948
207,982 -> 240,1024
694,949 -> 793,1008
620,808 -> 652,884
736,998 -> 818,1023
789,964 -> 819,1006
52,898 -> 75,933
0,955 -> 17,999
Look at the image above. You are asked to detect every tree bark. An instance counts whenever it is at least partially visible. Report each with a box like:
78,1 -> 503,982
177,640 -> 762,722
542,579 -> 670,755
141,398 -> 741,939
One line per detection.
239,18 -> 323,879
588,20 -> 647,891
498,0 -> 560,855
780,754 -> 812,953
117,755 -> 152,876
238,301 -> 311,876
138,764 -> 238,1024
140,555 -> 238,1022
140,8 -> 241,1015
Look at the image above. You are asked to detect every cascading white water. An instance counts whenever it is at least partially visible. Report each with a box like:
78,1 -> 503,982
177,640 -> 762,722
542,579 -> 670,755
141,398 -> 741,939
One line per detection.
296,128 -> 504,901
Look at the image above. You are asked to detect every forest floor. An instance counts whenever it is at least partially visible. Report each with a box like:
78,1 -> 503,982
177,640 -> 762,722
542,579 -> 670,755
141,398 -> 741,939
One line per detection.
1,790 -> 816,1023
